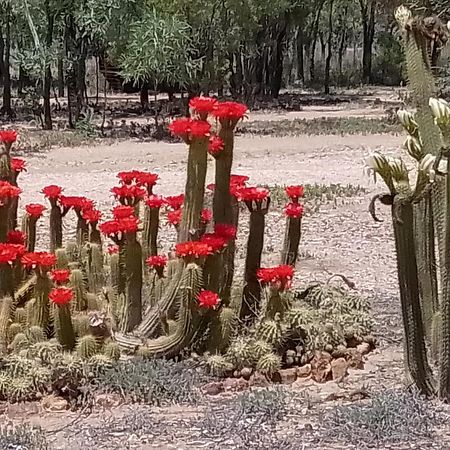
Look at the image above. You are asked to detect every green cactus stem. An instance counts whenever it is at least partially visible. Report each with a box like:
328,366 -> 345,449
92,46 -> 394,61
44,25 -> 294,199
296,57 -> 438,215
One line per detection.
121,263 -> 203,358
241,201 -> 270,322
21,214 -> 37,252
75,212 -> 89,248
179,137 -> 209,242
89,222 -> 102,246
54,304 -> 76,350
142,204 -> 160,258
0,141 -> 12,181
49,200 -> 63,253
0,297 -> 12,353
281,214 -> 302,266
392,199 -> 435,396
0,203 -> 12,297
120,233 -> 143,332
27,273 -> 52,331
70,269 -> 88,311
213,125 -> 235,225
109,251 -> 120,290
82,243 -> 104,294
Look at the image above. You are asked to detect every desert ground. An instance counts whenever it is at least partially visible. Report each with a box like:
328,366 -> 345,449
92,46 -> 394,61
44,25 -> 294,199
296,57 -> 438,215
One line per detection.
2,88 -> 450,450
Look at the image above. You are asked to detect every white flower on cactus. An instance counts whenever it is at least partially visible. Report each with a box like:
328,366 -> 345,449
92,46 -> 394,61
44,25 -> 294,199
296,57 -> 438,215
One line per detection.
397,109 -> 418,135
395,6 -> 412,25
419,154 -> 438,182
429,98 -> 450,125
405,136 -> 422,160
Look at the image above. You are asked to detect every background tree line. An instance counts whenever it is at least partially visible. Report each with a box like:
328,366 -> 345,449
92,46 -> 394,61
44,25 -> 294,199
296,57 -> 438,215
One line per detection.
0,0 -> 448,130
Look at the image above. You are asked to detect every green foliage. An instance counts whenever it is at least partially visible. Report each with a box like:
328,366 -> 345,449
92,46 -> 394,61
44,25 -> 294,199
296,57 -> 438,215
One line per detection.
96,359 -> 200,405
119,8 -> 201,87
324,390 -> 442,445
0,423 -> 49,450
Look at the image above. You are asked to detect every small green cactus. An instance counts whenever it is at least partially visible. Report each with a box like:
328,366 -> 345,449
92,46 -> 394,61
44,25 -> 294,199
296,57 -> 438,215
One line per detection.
76,334 -> 98,359
206,354 -> 234,377
72,313 -> 91,337
9,332 -> 30,353
256,352 -> 282,375
226,337 -> 253,368
55,248 -> 69,269
70,269 -> 88,311
25,326 -> 46,344
257,319 -> 284,346
7,322 -> 22,343
103,341 -> 121,361
14,307 -> 27,326
250,339 -> 273,361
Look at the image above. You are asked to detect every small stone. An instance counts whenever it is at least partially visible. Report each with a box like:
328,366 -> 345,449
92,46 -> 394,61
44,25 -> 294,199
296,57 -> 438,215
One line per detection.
346,348 -> 365,369
41,395 -> 68,412
223,377 -> 248,392
249,371 -> 270,387
240,367 -> 253,380
285,356 -> 295,367
201,381 -> 224,396
94,393 -> 123,408
331,357 -> 348,381
311,352 -> 332,383
332,345 -> 347,358
356,342 -> 371,356
296,363 -> 312,378
278,368 -> 297,384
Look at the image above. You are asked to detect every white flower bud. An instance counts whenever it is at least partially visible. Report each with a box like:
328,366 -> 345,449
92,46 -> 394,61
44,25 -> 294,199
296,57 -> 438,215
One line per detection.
405,136 -> 422,160
397,109 -> 418,135
419,154 -> 437,182
429,98 -> 450,125
395,6 -> 412,26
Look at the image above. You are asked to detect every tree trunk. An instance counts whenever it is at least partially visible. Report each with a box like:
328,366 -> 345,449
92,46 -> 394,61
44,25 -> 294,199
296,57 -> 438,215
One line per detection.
270,20 -> 287,98
360,0 -> 376,84
296,27 -> 304,83
57,55 -> 64,97
324,0 -> 334,95
1,8 -> 13,118
140,86 -> 149,111
338,7 -> 348,79
43,7 -> 54,130
309,0 -> 325,83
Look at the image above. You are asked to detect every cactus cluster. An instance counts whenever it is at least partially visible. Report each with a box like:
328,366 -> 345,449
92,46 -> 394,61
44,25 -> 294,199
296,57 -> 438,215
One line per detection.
0,95 -> 374,400
368,6 -> 450,398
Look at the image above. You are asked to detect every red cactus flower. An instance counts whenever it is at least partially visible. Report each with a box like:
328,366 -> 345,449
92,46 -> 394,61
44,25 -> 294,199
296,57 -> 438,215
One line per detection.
257,265 -> 294,291
0,130 -> 17,144
10,158 -> 26,173
60,196 -> 93,211
284,202 -> 304,218
51,269 -> 71,284
42,185 -> 63,200
0,181 -> 21,199
200,233 -> 228,253
167,209 -> 182,226
168,117 -> 192,138
112,205 -> 135,220
175,241 -> 211,259
189,97 -> 218,116
212,102 -> 248,122
197,290 -> 220,309
26,203 -> 46,218
118,216 -> 140,233
100,220 -> 121,237
201,209 -> 212,225
146,195 -> 165,209
49,287 -> 73,306
214,223 -> 237,240
189,120 -> 211,138
7,230 -> 26,245
82,208 -> 102,223
231,175 -> 249,185
236,187 -> 269,202
0,243 -> 23,265
136,172 -> 159,187
208,136 -> 224,156
146,255 -> 168,269
285,185 -> 304,202
168,118 -> 211,141
165,194 -> 184,210
111,184 -> 146,204
21,251 -> 56,270
117,170 -> 141,185
107,245 -> 119,255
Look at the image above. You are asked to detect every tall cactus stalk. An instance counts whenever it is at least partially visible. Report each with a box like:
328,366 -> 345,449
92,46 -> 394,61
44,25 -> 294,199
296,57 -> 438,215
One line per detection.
49,201 -> 63,253
241,194 -> 269,321
281,213 -> 302,266
142,202 -> 160,258
54,304 -> 76,350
